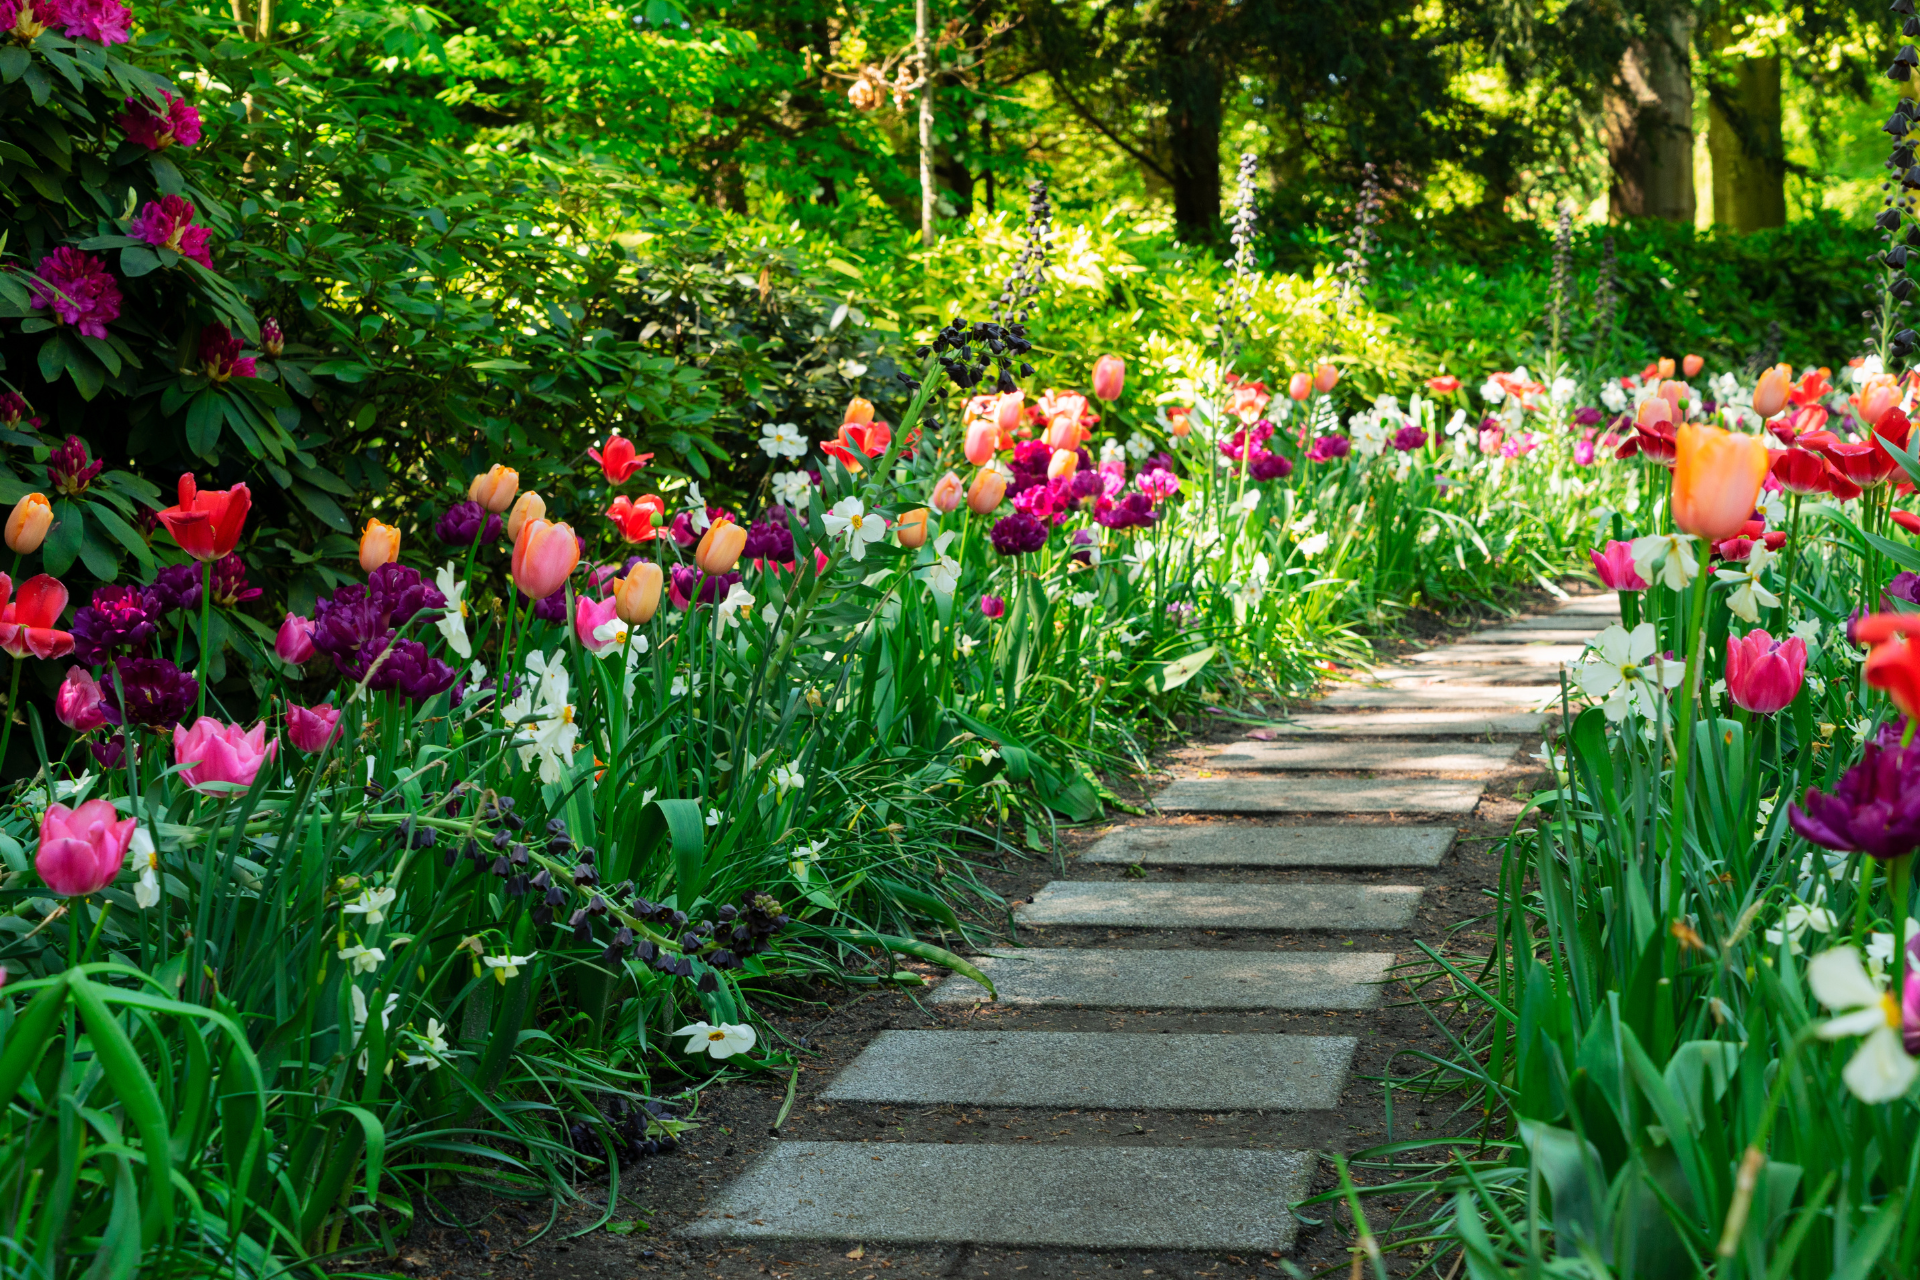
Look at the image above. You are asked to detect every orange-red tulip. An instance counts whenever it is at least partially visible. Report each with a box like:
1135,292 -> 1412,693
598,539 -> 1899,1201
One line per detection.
930,471 -> 964,514
1753,365 -> 1792,419
1682,353 -> 1703,378
1673,422 -> 1770,542
469,465 -> 519,514
512,518 -> 580,600
966,469 -> 1007,515
507,491 -> 546,542
5,494 -> 52,554
614,561 -> 663,624
1092,354 -> 1125,402
1313,363 -> 1340,394
694,519 -> 748,574
1169,408 -> 1192,438
157,474 -> 250,562
358,518 -> 400,572
896,508 -> 929,549
844,397 -> 875,425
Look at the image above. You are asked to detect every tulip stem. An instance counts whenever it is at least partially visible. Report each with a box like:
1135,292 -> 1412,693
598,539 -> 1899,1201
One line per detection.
0,655 -> 20,780
1667,555 -> 1713,905
195,560 -> 212,721
1780,493 -> 1802,623
1894,854 -> 1913,1001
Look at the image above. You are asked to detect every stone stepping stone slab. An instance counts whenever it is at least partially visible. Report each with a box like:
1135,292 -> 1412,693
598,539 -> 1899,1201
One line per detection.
927,947 -> 1395,1009
821,1030 -> 1357,1111
1263,710 -> 1546,737
1205,740 -> 1515,773
1014,881 -> 1422,931
1084,824 -> 1455,868
682,1142 -> 1315,1252
1502,614 -> 1610,631
1407,643 -> 1586,666
1363,666 -> 1564,688
1554,595 -> 1620,615
1464,629 -> 1601,645
1314,684 -> 1556,710
1155,778 -> 1482,814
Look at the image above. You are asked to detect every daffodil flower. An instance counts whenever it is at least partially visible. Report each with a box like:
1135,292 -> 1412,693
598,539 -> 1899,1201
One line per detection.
403,1019 -> 450,1069
344,885 -> 398,925
1629,533 -> 1699,591
1809,946 -> 1918,1103
1714,543 -> 1780,625
130,826 -> 160,909
674,1021 -> 757,1059
483,953 -> 534,984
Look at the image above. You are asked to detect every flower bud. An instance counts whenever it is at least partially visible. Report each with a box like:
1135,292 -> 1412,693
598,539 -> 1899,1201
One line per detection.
615,561 -> 663,624
359,518 -> 400,572
966,469 -> 1008,515
694,519 -> 748,574
1657,357 -> 1676,380
930,471 -> 964,513
1682,353 -> 1703,378
1753,365 -> 1792,419
896,508 -> 929,549
5,493 -> 53,554
507,491 -> 546,542
468,464 -> 519,514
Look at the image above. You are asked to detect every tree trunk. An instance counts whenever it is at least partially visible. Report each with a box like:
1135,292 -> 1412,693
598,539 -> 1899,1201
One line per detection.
1708,53 -> 1785,231
1603,13 -> 1696,223
1162,20 -> 1223,243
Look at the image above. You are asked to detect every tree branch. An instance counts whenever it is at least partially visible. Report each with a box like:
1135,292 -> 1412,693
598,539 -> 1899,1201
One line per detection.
1042,69 -> 1173,185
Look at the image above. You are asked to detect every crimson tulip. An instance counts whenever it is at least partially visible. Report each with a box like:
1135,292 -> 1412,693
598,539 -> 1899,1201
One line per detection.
156,473 -> 250,562
0,574 -> 72,660
590,433 -> 653,484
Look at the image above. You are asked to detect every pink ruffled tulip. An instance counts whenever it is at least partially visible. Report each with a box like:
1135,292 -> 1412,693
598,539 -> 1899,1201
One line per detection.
575,594 -> 624,653
173,717 -> 277,793
1725,630 -> 1807,715
275,612 -> 315,664
1589,540 -> 1649,592
1091,354 -> 1125,402
36,799 -> 136,897
55,666 -> 107,732
285,702 -> 341,753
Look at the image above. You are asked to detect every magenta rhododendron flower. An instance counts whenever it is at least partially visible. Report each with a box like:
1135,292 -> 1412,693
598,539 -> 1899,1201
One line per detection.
28,247 -> 121,339
129,196 -> 214,269
1724,629 -> 1807,715
36,799 -> 136,897
53,0 -> 131,43
197,324 -> 256,380
173,717 -> 277,793
119,90 -> 202,150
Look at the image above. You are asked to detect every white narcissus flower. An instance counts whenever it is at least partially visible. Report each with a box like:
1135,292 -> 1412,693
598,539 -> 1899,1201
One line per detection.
339,944 -> 385,974
1071,591 -> 1097,608
1809,946 -> 1918,1104
130,826 -> 160,909
403,1019 -> 450,1070
771,469 -> 813,507
706,807 -> 722,827
789,836 -> 829,881
344,886 -> 398,925
924,555 -> 960,596
823,497 -> 886,561
675,1021 -> 758,1059
1297,532 -> 1330,559
1551,376 -> 1577,405
715,582 -> 755,633
434,563 -> 472,659
956,633 -> 980,656
483,953 -> 534,984
1629,534 -> 1699,592
1576,623 -> 1683,723
773,762 -> 803,793
1480,379 -> 1507,404
759,422 -> 809,460
685,483 -> 711,534
1763,889 -> 1837,952
1714,543 -> 1781,624
504,650 -> 577,784
1599,381 -> 1628,413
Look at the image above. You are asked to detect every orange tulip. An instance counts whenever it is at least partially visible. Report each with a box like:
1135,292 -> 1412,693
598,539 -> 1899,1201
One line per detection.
966,469 -> 1008,515
1673,422 -> 1770,542
1753,365 -> 1792,419
1657,357 -> 1676,380
695,519 -> 748,574
1169,408 -> 1192,438
1043,417 -> 1079,451
614,561 -> 663,624
469,465 -> 519,514
844,396 -> 875,425
896,508 -> 929,549
929,471 -> 964,514
964,420 -> 999,466
1314,363 -> 1340,393
358,518 -> 400,572
5,494 -> 52,554
1047,449 -> 1079,479
507,491 -> 546,542
1682,353 -> 1703,379
512,518 -> 580,599
1091,354 -> 1125,402
1288,373 -> 1312,401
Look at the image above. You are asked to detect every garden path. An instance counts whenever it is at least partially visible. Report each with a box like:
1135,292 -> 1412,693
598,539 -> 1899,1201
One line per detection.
680,594 -> 1617,1257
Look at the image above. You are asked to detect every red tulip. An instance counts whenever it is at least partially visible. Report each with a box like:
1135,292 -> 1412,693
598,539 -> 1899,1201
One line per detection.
607,494 -> 665,543
1898,509 -> 1920,537
590,433 -> 653,484
157,473 -> 250,562
0,574 -> 72,660
1426,375 -> 1462,395
1682,353 -> 1704,379
1771,448 -> 1833,496
1725,630 -> 1806,714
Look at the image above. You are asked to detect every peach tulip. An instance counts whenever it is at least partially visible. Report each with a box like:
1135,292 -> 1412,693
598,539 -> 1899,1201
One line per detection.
844,396 -> 875,425
1753,365 -> 1792,419
469,464 -> 519,514
1048,449 -> 1079,479
1682,353 -> 1703,378
1043,417 -> 1080,451
358,518 -> 400,572
512,518 -> 581,600
1658,380 -> 1688,423
1673,422 -> 1770,542
1657,357 -> 1676,380
507,491 -> 546,542
173,717 -> 277,794
615,561 -> 663,624
1635,397 -> 1674,429
1092,354 -> 1125,402
964,420 -> 999,466
929,471 -> 964,514
695,519 -> 748,574
1313,363 -> 1340,394
36,799 -> 136,896
896,508 -> 929,549
5,493 -> 52,554
1288,373 -> 1312,401
967,469 -> 1008,515
1859,376 -> 1902,429
995,391 -> 1025,439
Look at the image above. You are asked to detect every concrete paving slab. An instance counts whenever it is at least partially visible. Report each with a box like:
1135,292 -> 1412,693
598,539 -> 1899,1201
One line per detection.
1501,614 -> 1610,631
1406,643 -> 1585,665
821,1030 -> 1357,1111
1155,778 -> 1482,814
681,1142 -> 1316,1251
1083,824 -> 1454,868
1261,710 -> 1547,736
1463,629 -> 1602,644
1205,740 -> 1515,773
927,947 -> 1396,1009
1363,665 -> 1561,687
1014,881 -> 1422,931
1312,684 -> 1557,710
1554,595 -> 1620,614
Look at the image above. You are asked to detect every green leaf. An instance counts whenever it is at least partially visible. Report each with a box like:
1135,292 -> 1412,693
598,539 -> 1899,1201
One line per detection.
77,522 -> 120,580
43,498 -> 84,577
185,390 -> 224,459
1147,646 -> 1217,694
119,245 -> 162,278
37,332 -> 70,384
87,500 -> 155,577
290,483 -> 351,533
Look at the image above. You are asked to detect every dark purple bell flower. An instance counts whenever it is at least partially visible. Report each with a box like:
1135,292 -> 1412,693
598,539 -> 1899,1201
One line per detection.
369,638 -> 458,704
436,500 -> 503,546
990,511 -> 1048,556
102,657 -> 199,729
149,563 -> 203,613
211,552 -> 262,606
366,563 -> 446,626
71,585 -> 159,664
1789,741 -> 1920,860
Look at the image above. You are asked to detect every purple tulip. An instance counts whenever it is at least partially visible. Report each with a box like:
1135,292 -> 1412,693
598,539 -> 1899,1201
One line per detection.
101,657 -> 199,729
1789,741 -> 1920,860
71,585 -> 159,665
990,512 -> 1048,556
310,588 -> 398,684
742,519 -> 795,563
435,500 -> 503,546
149,563 -> 203,613
1391,425 -> 1427,452
1249,449 -> 1294,481
1306,435 -> 1351,463
368,638 -> 457,704
365,563 -> 446,626
211,552 -> 262,606
529,587 -> 568,623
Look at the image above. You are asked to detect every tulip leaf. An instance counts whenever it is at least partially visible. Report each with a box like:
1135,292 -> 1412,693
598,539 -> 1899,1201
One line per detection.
1146,645 -> 1216,694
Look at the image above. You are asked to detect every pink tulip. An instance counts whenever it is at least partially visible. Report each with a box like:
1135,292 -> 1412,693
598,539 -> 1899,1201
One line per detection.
36,798 -> 136,897
55,666 -> 107,732
512,518 -> 581,600
995,391 -> 1025,437
1589,540 -> 1649,592
930,471 -> 964,514
276,612 -> 315,664
575,594 -> 624,653
1091,354 -> 1125,402
173,717 -> 277,792
285,702 -> 341,753
1288,372 -> 1312,401
1725,630 -> 1807,715
964,420 -> 998,466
